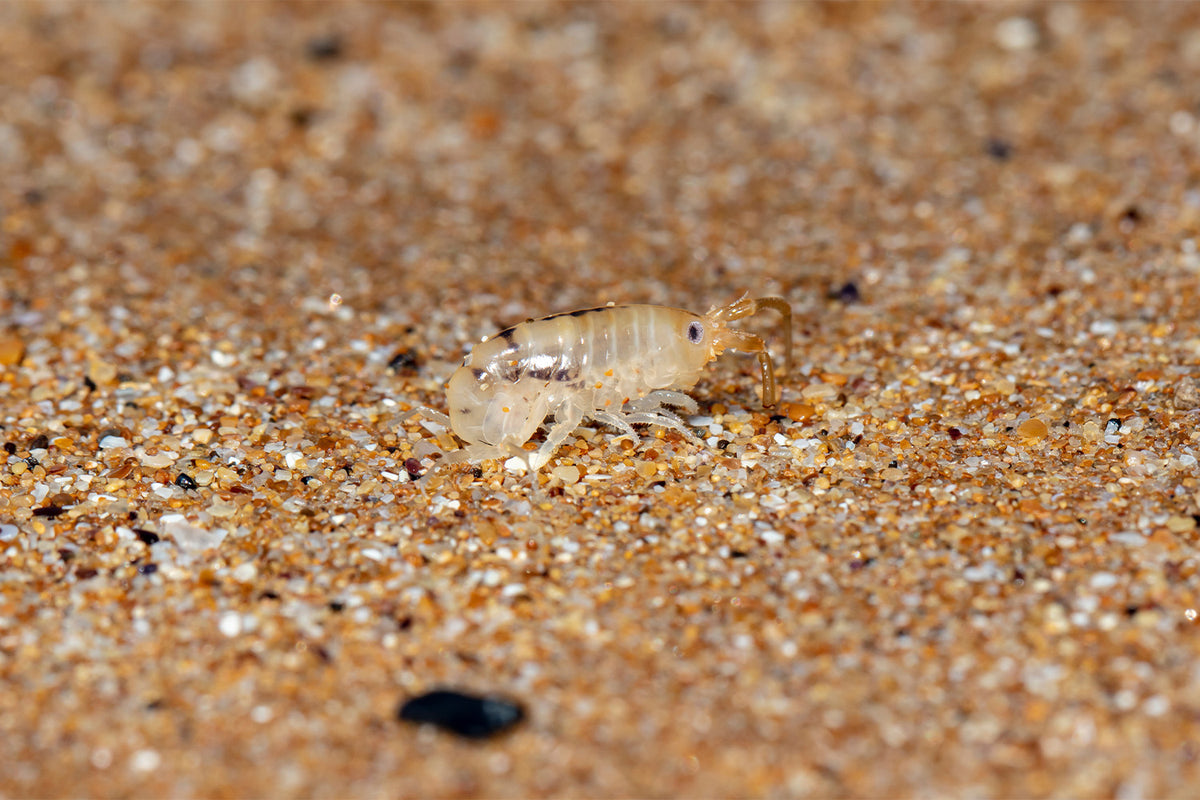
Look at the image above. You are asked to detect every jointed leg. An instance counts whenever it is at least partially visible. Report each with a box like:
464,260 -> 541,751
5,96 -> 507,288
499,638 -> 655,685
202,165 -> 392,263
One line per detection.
530,402 -> 586,472
631,390 -> 700,416
397,405 -> 452,428
622,410 -> 703,444
589,409 -> 637,438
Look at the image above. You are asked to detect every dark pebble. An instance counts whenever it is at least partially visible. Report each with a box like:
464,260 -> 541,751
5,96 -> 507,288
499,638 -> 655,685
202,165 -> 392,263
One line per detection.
28,433 -> 48,450
986,137 -> 1013,160
290,107 -> 315,128
398,689 -> 524,739
134,528 -> 160,546
32,504 -> 66,518
306,33 -> 343,61
388,349 -> 420,374
832,281 -> 861,304
404,458 -> 425,480
948,427 -> 963,440
175,473 -> 198,490
137,563 -> 158,575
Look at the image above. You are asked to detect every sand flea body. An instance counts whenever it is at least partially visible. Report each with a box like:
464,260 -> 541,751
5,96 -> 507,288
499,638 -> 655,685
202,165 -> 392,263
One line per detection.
408,296 -> 792,473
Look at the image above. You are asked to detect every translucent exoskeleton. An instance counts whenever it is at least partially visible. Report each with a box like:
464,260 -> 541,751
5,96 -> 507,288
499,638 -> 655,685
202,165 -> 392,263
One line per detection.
400,296 -> 792,473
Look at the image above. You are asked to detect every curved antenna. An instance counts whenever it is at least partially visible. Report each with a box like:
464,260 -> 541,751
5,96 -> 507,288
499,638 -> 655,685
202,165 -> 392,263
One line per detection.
710,295 -> 793,407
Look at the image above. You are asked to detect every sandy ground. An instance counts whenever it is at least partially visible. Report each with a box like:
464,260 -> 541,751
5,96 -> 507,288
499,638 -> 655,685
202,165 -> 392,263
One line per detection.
2,2 -> 1200,797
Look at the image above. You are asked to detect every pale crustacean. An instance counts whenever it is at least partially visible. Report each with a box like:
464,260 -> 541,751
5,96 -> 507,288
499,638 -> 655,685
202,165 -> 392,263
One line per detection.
400,296 -> 792,474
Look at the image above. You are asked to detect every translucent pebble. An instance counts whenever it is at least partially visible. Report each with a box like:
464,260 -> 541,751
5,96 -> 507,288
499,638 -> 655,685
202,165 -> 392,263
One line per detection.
163,520 -> 227,554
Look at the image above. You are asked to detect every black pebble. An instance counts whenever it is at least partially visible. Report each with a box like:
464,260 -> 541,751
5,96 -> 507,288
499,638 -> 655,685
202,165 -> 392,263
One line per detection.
134,529 -> 160,546
398,689 -> 524,739
175,473 -> 198,490
306,33 -> 343,61
137,563 -> 158,576
32,504 -> 66,518
388,349 -> 420,374
28,433 -> 48,450
986,138 -> 1013,161
833,281 -> 861,304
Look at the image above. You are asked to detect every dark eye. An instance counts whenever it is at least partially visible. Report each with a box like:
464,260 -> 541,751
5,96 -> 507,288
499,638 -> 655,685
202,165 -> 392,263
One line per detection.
687,321 -> 704,344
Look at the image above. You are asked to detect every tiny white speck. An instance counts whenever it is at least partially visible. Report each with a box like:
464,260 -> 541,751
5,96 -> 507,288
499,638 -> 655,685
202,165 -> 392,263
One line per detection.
995,16 -> 1038,51
218,611 -> 242,637
129,749 -> 161,773
1089,572 -> 1118,591
1143,695 -> 1170,717
1170,110 -> 1195,137
211,350 -> 237,368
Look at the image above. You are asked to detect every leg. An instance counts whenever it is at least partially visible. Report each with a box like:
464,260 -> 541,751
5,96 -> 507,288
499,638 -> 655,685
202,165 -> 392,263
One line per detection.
397,404 -> 452,430
589,409 -> 637,439
528,402 -> 585,472
622,410 -> 703,444
629,390 -> 700,416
